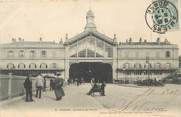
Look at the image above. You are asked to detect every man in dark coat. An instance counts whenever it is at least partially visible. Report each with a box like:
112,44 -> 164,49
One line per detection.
101,81 -> 106,96
50,79 -> 54,90
43,77 -> 46,92
24,76 -> 33,102
54,73 -> 65,100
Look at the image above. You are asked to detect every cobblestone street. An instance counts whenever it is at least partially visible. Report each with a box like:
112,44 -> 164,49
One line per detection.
1,83 -> 181,114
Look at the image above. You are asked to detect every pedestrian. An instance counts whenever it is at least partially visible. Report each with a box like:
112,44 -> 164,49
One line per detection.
43,77 -> 46,92
23,76 -> 33,102
77,78 -> 80,86
54,73 -> 65,101
67,78 -> 70,85
50,79 -> 54,90
101,81 -> 106,96
90,77 -> 95,87
81,77 -> 84,84
35,74 -> 44,98
74,77 -> 78,85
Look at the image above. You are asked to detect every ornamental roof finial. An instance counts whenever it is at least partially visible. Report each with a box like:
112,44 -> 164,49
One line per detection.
84,9 -> 96,31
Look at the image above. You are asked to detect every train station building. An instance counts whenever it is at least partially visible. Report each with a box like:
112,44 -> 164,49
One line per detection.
0,10 -> 179,83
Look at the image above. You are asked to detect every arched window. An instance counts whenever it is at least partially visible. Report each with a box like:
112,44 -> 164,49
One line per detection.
29,63 -> 37,69
7,50 -> 14,57
19,50 -> 25,57
40,63 -> 48,69
123,63 -> 130,69
7,63 -> 15,69
166,51 -> 171,58
134,63 -> 142,69
144,63 -> 152,69
18,63 -> 26,69
154,63 -> 161,69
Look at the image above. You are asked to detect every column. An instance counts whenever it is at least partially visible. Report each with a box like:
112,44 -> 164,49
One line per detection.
64,46 -> 69,80
8,73 -> 12,99
112,46 -> 118,83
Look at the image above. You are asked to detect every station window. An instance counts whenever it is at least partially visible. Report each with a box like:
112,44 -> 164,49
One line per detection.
19,50 -> 25,57
30,50 -> 36,58
52,63 -> 57,68
41,50 -> 47,57
40,63 -> 48,69
7,50 -> 14,57
7,63 -> 15,69
166,51 -> 171,58
29,63 -> 37,69
18,63 -> 26,69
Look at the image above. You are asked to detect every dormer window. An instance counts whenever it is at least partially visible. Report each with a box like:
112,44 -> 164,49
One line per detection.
30,50 -> 36,58
19,50 -> 25,57
7,50 -> 14,58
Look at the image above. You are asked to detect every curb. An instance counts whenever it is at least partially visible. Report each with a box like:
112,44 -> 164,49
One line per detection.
0,95 -> 25,107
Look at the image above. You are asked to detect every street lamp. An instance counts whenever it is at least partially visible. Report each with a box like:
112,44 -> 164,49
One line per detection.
146,56 -> 150,80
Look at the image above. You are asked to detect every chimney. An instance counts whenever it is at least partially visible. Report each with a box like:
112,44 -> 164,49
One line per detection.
40,37 -> 42,42
139,37 -> 142,43
18,37 -> 22,42
129,37 -> 132,43
65,33 -> 68,40
113,34 -> 117,40
12,38 -> 16,43
156,37 -> 160,44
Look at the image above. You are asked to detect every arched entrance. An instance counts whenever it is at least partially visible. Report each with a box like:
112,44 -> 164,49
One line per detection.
69,62 -> 112,83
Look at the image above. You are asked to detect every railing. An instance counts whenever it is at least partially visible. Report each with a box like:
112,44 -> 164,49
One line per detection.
0,74 -> 36,101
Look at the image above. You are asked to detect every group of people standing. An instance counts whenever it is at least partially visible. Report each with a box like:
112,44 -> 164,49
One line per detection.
24,74 -> 106,102
23,72 -> 65,102
67,77 -> 85,86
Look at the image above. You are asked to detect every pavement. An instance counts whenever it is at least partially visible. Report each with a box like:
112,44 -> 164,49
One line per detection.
0,83 -> 181,116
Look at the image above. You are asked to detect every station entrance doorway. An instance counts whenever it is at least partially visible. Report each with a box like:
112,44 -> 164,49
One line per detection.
69,62 -> 112,83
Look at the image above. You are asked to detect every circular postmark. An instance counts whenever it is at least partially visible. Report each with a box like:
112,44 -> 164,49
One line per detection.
145,0 -> 178,34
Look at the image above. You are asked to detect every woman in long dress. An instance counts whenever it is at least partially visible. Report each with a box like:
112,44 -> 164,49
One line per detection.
54,73 -> 65,100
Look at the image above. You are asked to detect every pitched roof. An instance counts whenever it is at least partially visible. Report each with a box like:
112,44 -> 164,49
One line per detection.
0,41 -> 64,48
64,30 -> 116,45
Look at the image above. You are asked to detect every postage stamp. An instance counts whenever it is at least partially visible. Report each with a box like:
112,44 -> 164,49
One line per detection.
145,0 -> 179,34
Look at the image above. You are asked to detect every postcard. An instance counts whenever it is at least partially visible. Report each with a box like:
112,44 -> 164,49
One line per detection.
0,0 -> 181,117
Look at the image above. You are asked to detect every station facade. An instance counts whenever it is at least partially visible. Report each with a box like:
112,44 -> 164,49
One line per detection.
0,10 -> 179,83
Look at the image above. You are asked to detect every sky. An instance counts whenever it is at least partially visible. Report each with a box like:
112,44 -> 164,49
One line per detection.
0,0 -> 180,53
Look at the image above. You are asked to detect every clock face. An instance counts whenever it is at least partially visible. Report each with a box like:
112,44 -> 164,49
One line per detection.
145,0 -> 178,34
